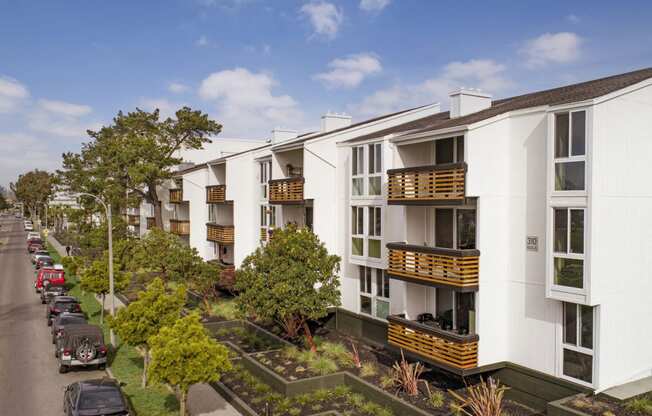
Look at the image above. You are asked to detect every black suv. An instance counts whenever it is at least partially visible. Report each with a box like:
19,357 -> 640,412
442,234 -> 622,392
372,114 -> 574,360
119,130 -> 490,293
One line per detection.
63,379 -> 132,416
58,324 -> 107,373
40,284 -> 67,304
52,312 -> 87,347
46,296 -> 82,326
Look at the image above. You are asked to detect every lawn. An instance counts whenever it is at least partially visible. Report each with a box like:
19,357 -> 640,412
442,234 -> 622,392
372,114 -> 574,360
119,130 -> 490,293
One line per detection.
48,243 -> 179,415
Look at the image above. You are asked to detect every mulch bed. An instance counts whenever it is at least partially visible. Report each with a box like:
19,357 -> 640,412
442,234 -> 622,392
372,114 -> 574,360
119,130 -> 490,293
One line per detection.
564,393 -> 652,416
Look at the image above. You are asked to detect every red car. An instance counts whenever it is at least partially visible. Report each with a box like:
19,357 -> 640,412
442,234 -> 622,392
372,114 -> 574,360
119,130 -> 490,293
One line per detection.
27,238 -> 44,253
35,266 -> 65,293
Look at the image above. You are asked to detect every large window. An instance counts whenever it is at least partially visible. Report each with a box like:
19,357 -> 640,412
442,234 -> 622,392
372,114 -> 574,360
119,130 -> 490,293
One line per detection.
351,142 -> 383,197
553,208 -> 585,289
351,206 -> 383,258
554,111 -> 586,191
260,204 -> 276,243
260,160 -> 271,199
435,136 -> 464,164
434,208 -> 476,250
351,207 -> 364,256
368,207 -> 381,258
562,302 -> 594,384
359,266 -> 390,319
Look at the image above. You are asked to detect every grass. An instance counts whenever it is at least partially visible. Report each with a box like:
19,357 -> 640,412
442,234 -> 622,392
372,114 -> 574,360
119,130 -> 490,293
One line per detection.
48,243 -> 179,415
209,298 -> 238,320
626,394 -> 652,415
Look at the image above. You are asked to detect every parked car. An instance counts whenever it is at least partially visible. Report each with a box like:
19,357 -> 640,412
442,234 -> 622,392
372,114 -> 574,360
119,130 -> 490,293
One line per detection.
24,222 -> 33,231
40,284 -> 67,304
58,324 -> 107,373
63,379 -> 131,416
35,265 -> 65,293
46,295 -> 81,326
52,312 -> 87,347
31,249 -> 50,264
36,256 -> 54,270
27,231 -> 40,241
27,238 -> 44,253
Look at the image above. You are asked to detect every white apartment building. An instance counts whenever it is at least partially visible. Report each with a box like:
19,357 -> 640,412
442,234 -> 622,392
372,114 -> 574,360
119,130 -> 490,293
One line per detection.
336,67 -> 652,393
144,68 -> 652,396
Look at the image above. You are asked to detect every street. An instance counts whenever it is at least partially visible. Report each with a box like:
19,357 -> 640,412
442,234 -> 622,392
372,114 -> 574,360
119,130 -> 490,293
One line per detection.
0,216 -> 103,415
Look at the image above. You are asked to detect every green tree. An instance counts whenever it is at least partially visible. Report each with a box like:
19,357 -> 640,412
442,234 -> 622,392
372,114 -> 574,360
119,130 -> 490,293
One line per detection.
108,278 -> 186,387
0,185 -> 9,211
149,313 -> 232,416
59,107 -> 221,227
11,169 -> 54,220
235,224 -> 341,352
79,254 -> 130,324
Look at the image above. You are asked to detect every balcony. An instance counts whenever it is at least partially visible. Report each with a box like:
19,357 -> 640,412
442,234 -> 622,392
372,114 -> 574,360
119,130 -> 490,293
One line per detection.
170,219 -> 190,235
206,185 -> 227,204
387,315 -> 478,373
269,177 -> 304,204
146,217 -> 156,230
387,162 -> 466,205
387,242 -> 479,291
207,223 -> 234,244
209,260 -> 236,291
127,215 -> 140,226
169,188 -> 183,203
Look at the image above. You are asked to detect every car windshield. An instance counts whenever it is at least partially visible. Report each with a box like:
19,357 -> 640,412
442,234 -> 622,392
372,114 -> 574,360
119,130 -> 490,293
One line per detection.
78,389 -> 125,410
60,316 -> 86,325
55,301 -> 79,309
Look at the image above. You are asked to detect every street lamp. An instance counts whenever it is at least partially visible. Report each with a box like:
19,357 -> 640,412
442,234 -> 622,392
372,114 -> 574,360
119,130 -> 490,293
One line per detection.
78,192 -> 115,346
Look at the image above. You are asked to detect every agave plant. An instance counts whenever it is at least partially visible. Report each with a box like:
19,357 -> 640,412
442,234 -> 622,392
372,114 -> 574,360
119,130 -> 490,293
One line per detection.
449,377 -> 509,416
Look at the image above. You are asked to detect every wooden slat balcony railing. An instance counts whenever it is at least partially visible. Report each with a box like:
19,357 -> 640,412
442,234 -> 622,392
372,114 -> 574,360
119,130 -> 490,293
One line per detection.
387,315 -> 478,372
169,219 -> 190,235
387,242 -> 479,291
146,217 -> 156,230
206,223 -> 234,244
127,214 -> 140,226
387,162 -> 467,205
206,185 -> 226,204
260,227 -> 267,242
268,177 -> 304,204
169,188 -> 183,203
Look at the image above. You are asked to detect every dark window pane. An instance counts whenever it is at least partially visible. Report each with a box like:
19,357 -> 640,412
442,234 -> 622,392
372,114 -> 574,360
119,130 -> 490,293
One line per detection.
368,144 -> 375,174
570,210 -> 584,254
368,177 -> 381,195
571,111 -> 586,156
563,349 -> 593,383
456,209 -> 476,249
359,266 -> 365,290
455,292 -> 475,335
456,136 -> 465,163
360,296 -> 371,315
365,267 -> 372,293
383,272 -> 390,297
357,208 -> 363,234
555,161 -> 585,191
555,113 -> 570,158
351,207 -> 358,233
352,148 -> 358,175
435,209 -> 454,248
580,305 -> 593,349
564,303 -> 577,345
376,143 -> 382,172
436,138 -> 454,164
375,299 -> 389,319
376,270 -> 383,297
555,258 -> 584,288
554,209 -> 568,253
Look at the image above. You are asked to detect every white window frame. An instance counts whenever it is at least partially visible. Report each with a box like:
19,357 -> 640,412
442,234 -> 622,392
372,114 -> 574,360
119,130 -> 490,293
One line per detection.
358,266 -> 390,321
560,302 -> 596,387
351,146 -> 365,197
432,207 -> 476,250
260,204 -> 276,244
367,206 -> 382,258
367,142 -> 383,196
260,160 -> 272,201
351,206 -> 365,257
551,207 -> 586,293
553,110 -> 587,194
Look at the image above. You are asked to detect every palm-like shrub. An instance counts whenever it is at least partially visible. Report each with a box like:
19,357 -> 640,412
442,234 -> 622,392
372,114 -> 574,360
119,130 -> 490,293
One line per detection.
449,377 -> 509,416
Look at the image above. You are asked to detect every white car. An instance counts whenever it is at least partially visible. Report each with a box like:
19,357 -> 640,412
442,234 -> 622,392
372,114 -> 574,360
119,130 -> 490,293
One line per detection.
27,231 -> 40,240
24,223 -> 34,231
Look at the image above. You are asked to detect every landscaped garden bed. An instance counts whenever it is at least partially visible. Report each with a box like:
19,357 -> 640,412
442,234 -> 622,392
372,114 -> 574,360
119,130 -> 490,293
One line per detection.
558,392 -> 652,416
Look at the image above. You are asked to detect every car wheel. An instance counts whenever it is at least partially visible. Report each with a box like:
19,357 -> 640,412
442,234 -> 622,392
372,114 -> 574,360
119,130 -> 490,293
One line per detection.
47,319 -> 52,327
58,365 -> 68,374
98,364 -> 106,371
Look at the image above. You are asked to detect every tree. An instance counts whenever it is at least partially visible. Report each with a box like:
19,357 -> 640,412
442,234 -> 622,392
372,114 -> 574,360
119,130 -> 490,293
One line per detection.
188,261 -> 222,313
11,169 -> 54,219
108,278 -> 186,387
79,254 -> 130,324
149,313 -> 232,416
235,224 -> 341,352
59,107 -> 222,227
0,185 -> 9,211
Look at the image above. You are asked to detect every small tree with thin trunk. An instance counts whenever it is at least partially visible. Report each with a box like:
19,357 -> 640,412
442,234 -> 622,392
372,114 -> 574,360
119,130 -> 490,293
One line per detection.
79,256 -> 129,324
108,278 -> 185,387
234,224 -> 341,352
149,313 -> 232,416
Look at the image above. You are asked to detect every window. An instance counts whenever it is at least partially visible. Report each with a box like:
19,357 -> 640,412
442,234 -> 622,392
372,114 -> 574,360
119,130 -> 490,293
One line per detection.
435,288 -> 476,335
435,136 -> 464,164
260,160 -> 271,199
368,207 -> 381,258
352,146 -> 364,196
368,143 -> 383,196
351,142 -> 384,197
554,111 -> 586,191
553,208 -> 585,289
351,207 -> 364,256
260,205 -> 276,244
208,204 -> 218,223
563,303 -> 594,384
359,266 -> 390,319
434,208 -> 476,250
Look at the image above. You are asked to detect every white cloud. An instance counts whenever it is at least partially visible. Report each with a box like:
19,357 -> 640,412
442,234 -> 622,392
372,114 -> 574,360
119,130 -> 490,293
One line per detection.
196,35 -> 209,47
314,53 -> 382,88
0,133 -> 61,185
199,68 -> 302,136
354,59 -> 511,117
300,1 -> 343,40
138,98 -> 182,120
360,0 -> 390,12
37,99 -> 92,117
521,32 -> 583,68
0,76 -> 29,113
566,14 -> 580,24
168,82 -> 190,94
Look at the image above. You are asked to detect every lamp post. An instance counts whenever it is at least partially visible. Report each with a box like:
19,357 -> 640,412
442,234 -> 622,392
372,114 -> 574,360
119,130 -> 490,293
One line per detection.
78,192 -> 115,346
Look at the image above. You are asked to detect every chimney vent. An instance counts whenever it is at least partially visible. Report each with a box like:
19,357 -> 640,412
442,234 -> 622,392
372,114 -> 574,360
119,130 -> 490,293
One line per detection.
449,88 -> 492,118
321,112 -> 352,132
270,128 -> 298,145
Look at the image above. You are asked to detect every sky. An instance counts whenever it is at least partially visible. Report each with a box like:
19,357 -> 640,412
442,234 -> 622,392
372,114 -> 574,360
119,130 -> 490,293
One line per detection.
0,0 -> 651,187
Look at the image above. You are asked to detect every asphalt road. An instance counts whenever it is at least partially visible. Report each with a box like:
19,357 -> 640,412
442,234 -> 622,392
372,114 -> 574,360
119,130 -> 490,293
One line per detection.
0,216 -> 104,415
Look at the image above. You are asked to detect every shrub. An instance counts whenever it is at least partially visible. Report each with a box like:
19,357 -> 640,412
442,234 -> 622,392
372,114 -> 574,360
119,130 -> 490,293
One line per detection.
380,374 -> 394,389
282,346 -> 300,360
389,350 -> 424,396
428,390 -> 445,408
308,355 -> 339,375
449,377 -> 509,416
360,362 -> 377,377
626,396 -> 652,415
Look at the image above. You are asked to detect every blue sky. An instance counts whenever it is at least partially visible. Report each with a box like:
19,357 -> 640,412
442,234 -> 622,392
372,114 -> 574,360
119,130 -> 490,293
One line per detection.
0,0 -> 651,187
